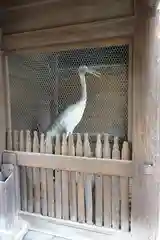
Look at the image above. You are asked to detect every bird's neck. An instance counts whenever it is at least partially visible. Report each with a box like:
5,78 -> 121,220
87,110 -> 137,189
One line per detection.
80,74 -> 87,102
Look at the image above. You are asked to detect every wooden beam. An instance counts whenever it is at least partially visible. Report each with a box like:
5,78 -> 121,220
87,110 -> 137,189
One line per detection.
131,0 -> 159,239
3,0 -> 134,34
0,29 -> 7,163
19,211 -> 132,240
3,151 -> 133,177
3,17 -> 135,53
1,0 -> 58,9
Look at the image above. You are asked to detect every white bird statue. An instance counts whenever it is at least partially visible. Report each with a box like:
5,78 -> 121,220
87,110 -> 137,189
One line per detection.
44,65 -> 101,138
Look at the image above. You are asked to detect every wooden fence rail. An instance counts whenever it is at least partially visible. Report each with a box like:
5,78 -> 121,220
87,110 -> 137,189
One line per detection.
4,130 -> 132,232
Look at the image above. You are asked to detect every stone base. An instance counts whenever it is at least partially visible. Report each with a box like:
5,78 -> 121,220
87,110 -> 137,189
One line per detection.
0,218 -> 28,240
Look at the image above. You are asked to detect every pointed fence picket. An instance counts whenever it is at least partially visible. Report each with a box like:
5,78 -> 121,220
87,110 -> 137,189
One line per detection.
68,134 -> 77,222
54,134 -> 62,219
32,131 -> 41,213
39,133 -> 47,216
26,130 -> 33,213
95,134 -> 103,227
19,130 -> 27,212
103,134 -> 112,228
6,130 -> 131,231
76,133 -> 85,223
45,135 -> 55,218
83,133 -> 93,225
112,137 -> 121,229
121,141 -> 130,231
61,133 -> 69,220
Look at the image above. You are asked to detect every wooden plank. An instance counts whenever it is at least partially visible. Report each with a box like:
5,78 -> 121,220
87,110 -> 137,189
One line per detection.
19,130 -> 27,211
6,130 -> 12,151
3,0 -> 134,34
2,0 -> 56,9
120,141 -> 129,231
128,42 -> 133,142
76,133 -> 85,223
20,165 -> 27,211
55,134 -> 62,219
4,55 -> 12,132
95,134 -> 103,227
0,181 -> 6,228
13,130 -> 18,151
121,141 -> 131,203
25,130 -> 33,213
6,151 -> 133,177
120,176 -> 129,231
111,137 -> 120,230
45,135 -> 55,217
103,134 -> 112,228
131,1 -> 160,239
131,0 -> 146,238
5,0 -> 134,13
32,131 -> 41,213
5,37 -> 132,55
61,133 -> 69,220
40,133 -> 47,216
3,17 -> 135,52
1,152 -> 21,213
84,133 -> 93,225
19,130 -> 24,151
13,154 -> 21,212
68,134 -> 77,222
19,211 -> 132,240
13,130 -> 27,211
0,31 -> 6,159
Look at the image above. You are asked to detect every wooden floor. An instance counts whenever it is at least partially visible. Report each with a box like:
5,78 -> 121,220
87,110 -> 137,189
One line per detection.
23,230 -> 70,240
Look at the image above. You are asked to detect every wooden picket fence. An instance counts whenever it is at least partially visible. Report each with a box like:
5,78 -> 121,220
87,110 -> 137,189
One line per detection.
5,130 -> 132,231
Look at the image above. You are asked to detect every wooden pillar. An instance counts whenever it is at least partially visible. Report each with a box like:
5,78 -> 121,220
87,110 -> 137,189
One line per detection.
0,30 -> 6,164
131,0 -> 160,239
153,2 -> 160,238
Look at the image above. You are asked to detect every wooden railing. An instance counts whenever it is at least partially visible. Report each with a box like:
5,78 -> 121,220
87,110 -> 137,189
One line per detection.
5,131 -> 132,232
6,130 -> 131,158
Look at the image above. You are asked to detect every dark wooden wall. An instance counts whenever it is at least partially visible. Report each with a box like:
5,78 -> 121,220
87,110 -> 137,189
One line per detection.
3,0 -> 134,34
1,0 -> 135,52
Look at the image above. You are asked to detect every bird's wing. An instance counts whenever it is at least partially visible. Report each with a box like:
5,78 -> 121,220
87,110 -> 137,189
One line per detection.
45,101 -> 85,137
45,119 -> 67,137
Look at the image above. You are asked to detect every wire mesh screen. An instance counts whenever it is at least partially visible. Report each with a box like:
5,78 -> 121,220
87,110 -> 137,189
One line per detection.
8,45 -> 129,137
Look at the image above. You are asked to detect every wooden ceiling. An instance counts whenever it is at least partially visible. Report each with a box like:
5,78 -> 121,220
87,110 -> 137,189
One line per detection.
0,0 -> 107,9
0,0 -> 52,8
1,0 -> 134,52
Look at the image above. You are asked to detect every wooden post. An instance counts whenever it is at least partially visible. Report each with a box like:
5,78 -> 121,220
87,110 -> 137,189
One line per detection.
131,1 -> 160,239
153,1 -> 160,238
2,153 -> 28,239
0,30 -> 7,164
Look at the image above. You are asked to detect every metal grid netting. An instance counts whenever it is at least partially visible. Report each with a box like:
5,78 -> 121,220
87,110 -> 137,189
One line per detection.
8,45 -> 129,137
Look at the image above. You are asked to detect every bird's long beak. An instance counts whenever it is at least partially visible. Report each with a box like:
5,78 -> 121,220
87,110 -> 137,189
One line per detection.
88,68 -> 101,78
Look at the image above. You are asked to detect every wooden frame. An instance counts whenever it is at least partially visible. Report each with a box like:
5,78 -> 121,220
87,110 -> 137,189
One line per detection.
130,1 -> 160,239
2,0 -> 135,35
3,142 -> 132,237
128,41 -> 133,142
4,132 -> 132,232
3,151 -> 133,177
3,17 -> 135,53
0,163 -> 28,239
